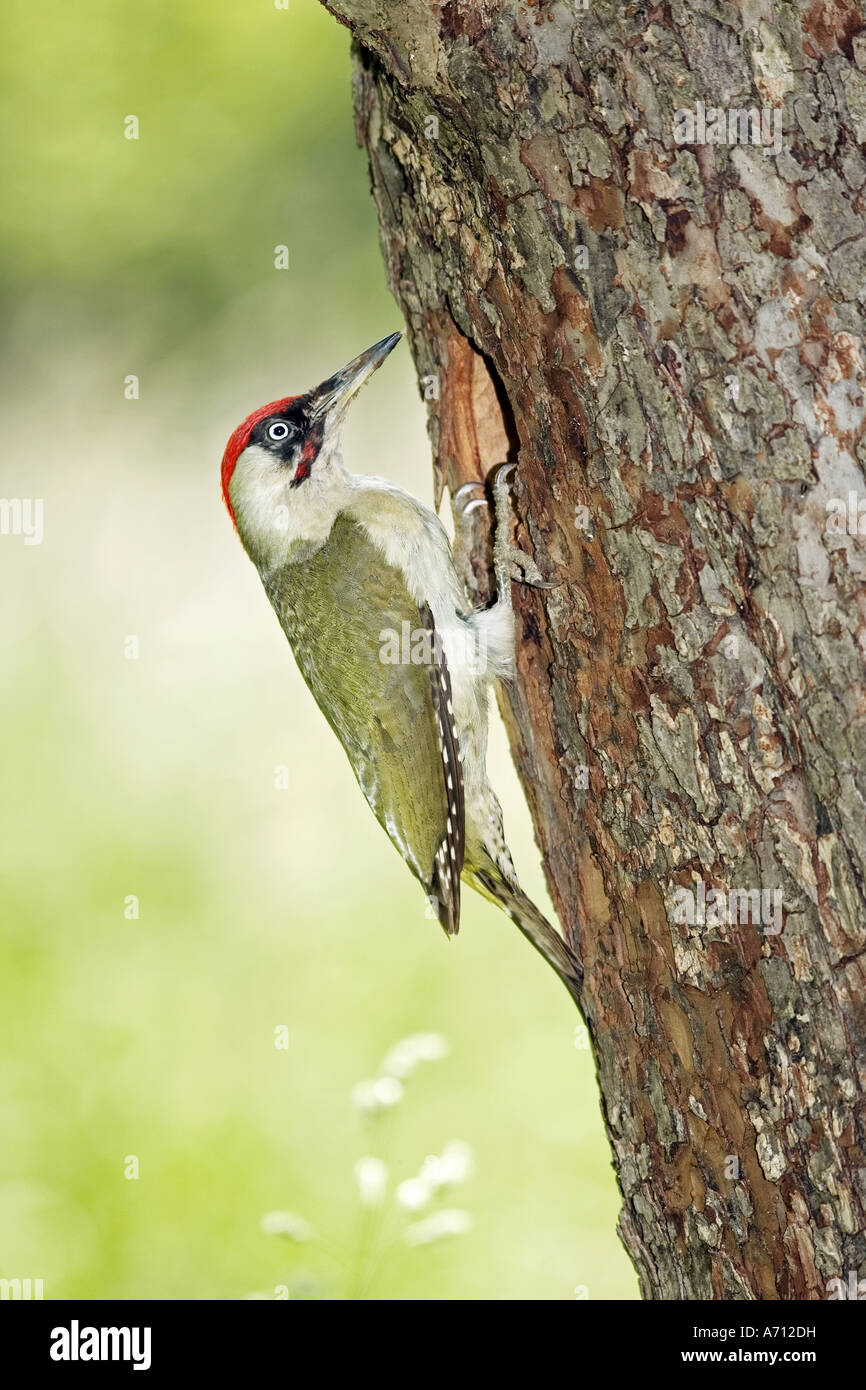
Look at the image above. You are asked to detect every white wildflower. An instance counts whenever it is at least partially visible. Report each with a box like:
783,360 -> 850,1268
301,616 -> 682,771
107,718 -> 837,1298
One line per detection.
351,1075 -> 404,1115
404,1209 -> 473,1246
379,1032 -> 449,1080
396,1177 -> 434,1212
259,1210 -> 313,1242
354,1156 -> 388,1207
419,1140 -> 473,1191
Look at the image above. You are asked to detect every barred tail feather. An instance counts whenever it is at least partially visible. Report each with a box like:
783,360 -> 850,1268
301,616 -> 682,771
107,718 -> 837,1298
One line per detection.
467,866 -> 583,1006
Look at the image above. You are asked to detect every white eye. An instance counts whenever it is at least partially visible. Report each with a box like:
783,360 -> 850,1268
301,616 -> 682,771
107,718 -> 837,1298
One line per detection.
267,421 -> 290,442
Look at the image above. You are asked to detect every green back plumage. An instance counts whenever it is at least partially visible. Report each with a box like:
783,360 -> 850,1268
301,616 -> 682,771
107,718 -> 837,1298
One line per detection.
264,514 -> 463,932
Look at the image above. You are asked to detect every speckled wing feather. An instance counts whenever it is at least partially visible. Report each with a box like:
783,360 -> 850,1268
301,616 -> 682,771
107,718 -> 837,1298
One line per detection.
418,602 -> 464,935
263,515 -> 465,934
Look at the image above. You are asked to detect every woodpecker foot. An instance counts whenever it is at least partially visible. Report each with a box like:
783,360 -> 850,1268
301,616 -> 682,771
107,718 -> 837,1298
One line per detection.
491,463 -> 557,599
452,480 -> 491,599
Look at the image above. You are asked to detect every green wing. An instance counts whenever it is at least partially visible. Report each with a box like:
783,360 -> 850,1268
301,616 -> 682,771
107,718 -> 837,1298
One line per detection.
264,515 -> 464,934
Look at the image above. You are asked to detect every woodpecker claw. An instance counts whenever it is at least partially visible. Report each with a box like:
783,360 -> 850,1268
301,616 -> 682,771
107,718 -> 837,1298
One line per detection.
452,480 -> 488,520
491,462 -> 558,596
507,547 -> 558,589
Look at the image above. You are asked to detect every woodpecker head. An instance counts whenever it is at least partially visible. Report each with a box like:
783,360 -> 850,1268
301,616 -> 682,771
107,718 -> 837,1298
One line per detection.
221,331 -> 401,566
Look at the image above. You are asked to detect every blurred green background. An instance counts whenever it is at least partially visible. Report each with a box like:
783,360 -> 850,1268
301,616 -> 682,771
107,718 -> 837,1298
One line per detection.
0,0 -> 637,1299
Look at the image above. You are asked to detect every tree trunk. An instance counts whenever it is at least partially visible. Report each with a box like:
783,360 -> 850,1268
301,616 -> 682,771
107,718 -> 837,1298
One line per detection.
319,0 -> 866,1300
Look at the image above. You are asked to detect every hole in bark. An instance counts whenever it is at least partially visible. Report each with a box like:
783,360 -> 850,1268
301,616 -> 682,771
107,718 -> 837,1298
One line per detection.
435,323 -> 522,605
478,347 -> 520,464
437,323 -> 519,487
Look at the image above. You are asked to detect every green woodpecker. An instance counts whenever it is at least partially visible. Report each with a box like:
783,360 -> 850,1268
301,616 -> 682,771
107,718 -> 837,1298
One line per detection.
221,333 -> 582,1003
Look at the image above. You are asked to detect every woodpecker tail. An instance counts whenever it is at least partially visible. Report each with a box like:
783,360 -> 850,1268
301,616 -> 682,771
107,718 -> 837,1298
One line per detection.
466,865 -> 583,1007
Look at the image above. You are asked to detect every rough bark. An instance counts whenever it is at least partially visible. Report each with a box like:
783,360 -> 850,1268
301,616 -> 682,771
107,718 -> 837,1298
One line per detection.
319,0 -> 866,1300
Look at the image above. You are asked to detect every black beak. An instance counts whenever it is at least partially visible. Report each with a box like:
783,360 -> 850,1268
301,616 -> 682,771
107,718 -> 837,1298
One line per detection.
309,332 -> 402,423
